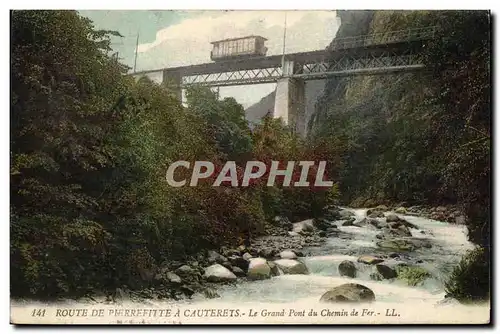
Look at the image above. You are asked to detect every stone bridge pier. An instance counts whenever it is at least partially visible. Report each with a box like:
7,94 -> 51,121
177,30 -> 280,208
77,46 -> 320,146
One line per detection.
162,69 -> 183,102
273,60 -> 306,136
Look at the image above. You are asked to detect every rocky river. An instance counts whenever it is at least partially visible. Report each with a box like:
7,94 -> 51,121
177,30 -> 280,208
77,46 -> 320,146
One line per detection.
11,206 -> 490,324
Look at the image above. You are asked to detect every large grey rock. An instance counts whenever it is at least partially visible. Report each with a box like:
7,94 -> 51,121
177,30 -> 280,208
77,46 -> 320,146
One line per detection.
274,259 -> 309,275
338,260 -> 357,278
279,250 -> 297,259
247,258 -> 271,280
203,264 -> 237,282
320,283 -> 375,303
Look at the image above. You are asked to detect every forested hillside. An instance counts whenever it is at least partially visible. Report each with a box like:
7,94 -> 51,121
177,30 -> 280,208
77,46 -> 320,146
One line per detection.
10,10 -> 336,299
309,10 -> 490,301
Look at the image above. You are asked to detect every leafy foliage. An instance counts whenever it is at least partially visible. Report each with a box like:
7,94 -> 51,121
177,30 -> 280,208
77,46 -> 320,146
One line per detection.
395,265 -> 431,287
310,10 -> 490,301
10,11 -> 335,298
445,247 -> 490,303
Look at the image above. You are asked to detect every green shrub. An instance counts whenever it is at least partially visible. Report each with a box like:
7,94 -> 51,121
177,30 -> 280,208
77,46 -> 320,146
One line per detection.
445,247 -> 490,303
395,265 -> 431,286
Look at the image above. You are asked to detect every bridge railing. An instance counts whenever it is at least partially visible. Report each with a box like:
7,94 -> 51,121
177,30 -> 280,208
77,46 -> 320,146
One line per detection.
329,26 -> 437,50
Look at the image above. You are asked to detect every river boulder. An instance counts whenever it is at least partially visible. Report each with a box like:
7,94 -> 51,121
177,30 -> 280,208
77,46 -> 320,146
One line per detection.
339,209 -> 355,219
292,219 -> 315,233
320,283 -> 375,303
357,255 -> 384,265
338,260 -> 357,278
280,250 -> 297,259
375,264 -> 397,279
247,258 -> 271,280
274,259 -> 309,275
242,252 -> 253,261
203,264 -> 237,283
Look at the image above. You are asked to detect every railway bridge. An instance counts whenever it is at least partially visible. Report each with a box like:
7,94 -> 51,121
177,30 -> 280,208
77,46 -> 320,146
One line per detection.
132,26 -> 437,135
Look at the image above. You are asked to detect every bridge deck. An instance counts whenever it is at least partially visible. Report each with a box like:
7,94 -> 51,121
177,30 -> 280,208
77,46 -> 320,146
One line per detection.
134,40 -> 426,78
131,26 -> 436,86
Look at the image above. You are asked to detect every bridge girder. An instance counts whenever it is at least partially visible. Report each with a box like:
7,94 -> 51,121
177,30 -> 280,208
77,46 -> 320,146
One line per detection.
132,26 -> 436,89
180,47 -> 426,87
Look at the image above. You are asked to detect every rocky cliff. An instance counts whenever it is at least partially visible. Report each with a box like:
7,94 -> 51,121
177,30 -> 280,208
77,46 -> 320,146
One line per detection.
308,10 -> 438,135
244,10 -> 375,134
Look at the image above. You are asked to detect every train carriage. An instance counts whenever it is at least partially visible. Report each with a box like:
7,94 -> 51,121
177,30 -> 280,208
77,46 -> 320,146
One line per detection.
210,35 -> 268,61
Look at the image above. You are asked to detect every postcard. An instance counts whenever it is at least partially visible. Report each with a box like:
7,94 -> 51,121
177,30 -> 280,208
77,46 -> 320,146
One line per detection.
10,9 -> 491,325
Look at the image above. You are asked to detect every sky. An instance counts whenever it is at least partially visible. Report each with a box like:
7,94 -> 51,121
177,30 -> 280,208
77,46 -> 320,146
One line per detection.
80,10 -> 340,108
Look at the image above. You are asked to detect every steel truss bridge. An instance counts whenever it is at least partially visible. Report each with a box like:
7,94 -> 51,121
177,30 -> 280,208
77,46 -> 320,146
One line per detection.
132,26 -> 437,88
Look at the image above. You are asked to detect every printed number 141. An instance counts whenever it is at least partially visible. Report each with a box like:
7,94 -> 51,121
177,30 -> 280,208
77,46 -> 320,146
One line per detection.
31,309 -> 46,317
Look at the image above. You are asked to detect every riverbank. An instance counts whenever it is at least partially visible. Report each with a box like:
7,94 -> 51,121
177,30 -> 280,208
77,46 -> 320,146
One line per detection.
11,204 -> 490,324
17,204 -> 469,304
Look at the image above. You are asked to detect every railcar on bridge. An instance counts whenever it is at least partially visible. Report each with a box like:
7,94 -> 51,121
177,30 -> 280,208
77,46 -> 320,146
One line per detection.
210,35 -> 268,61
